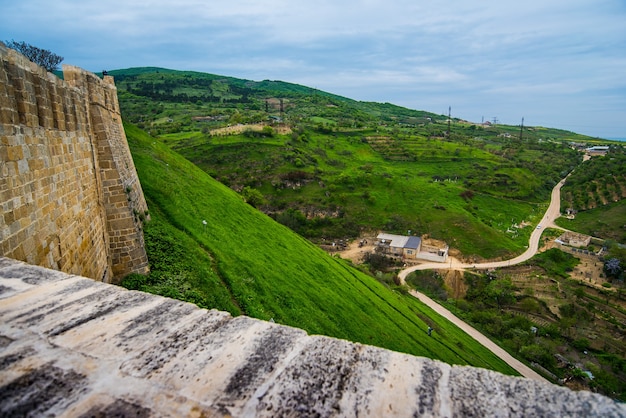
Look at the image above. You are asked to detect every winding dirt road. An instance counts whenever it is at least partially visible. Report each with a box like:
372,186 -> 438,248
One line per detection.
396,174 -> 572,381
399,176 -> 568,275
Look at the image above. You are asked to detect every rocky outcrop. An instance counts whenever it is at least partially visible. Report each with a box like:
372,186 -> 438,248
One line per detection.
1,257 -> 623,417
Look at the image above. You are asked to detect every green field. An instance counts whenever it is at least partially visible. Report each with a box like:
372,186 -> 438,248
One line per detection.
556,200 -> 626,243
168,128 -> 575,259
558,149 -> 626,243
123,123 -> 518,375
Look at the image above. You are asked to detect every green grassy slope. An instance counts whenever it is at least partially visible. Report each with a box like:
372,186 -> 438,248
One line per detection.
559,149 -> 626,214
111,67 -> 591,259
556,200 -> 626,243
124,122 -> 518,375
170,129 -> 571,259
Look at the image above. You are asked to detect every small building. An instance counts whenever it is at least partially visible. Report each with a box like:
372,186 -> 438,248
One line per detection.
585,146 -> 609,156
376,233 -> 421,259
375,233 -> 449,262
557,231 -> 592,248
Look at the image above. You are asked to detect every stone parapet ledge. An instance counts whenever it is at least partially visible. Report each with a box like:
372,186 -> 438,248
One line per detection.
0,257 -> 624,417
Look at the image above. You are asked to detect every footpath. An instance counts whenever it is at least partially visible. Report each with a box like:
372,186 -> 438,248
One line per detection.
409,289 -> 546,381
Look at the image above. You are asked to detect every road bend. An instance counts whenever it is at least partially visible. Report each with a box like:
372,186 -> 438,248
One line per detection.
397,173 -> 572,382
400,176 -> 568,275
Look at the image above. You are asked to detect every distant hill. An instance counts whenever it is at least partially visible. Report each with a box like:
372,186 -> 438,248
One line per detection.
108,66 -> 441,127
111,67 -> 597,260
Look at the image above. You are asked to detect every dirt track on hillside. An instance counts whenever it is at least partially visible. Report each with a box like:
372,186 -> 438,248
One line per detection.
401,174 -> 572,381
395,175 -> 571,380
408,289 -> 547,381
398,175 -> 569,277
336,172 -> 577,381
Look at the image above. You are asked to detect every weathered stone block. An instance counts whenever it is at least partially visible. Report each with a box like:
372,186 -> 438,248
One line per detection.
0,258 -> 623,417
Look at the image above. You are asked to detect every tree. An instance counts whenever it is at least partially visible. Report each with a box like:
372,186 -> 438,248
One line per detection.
604,258 -> 622,280
241,186 -> 266,208
520,297 -> 540,313
485,278 -> 516,309
5,40 -> 64,72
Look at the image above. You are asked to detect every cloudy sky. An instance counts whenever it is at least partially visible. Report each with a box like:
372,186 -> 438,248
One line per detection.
2,0 -> 625,138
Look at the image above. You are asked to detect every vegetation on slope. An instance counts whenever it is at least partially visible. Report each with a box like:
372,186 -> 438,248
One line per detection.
561,147 -> 626,233
557,147 -> 626,278
111,67 -> 588,260
170,128 -> 578,259
557,200 -> 626,243
407,248 -> 626,401
122,122 -> 517,375
113,67 -> 625,399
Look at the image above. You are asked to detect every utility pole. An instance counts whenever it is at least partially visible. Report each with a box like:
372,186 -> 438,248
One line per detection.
519,117 -> 524,142
447,106 -> 451,137
492,117 -> 498,126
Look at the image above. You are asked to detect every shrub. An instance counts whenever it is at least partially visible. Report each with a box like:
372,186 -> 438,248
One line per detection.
604,258 -> 622,280
572,338 -> 591,351
363,252 -> 396,271
121,273 -> 148,290
520,343 -> 556,369
241,186 -> 266,208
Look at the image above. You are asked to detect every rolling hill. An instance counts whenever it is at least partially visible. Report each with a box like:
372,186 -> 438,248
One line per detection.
111,67 -> 623,380
111,67 -> 590,260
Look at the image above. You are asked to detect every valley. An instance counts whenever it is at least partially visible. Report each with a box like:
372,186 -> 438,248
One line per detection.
111,67 -> 625,400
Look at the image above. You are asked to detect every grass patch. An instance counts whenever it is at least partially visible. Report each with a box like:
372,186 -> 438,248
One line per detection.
555,199 -> 626,242
113,66 -> 589,261
528,248 -> 579,278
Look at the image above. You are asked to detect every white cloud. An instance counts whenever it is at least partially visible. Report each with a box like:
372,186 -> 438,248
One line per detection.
1,0 -> 625,137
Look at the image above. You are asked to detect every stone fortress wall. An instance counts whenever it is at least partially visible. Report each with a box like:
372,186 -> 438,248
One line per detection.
0,42 -> 148,283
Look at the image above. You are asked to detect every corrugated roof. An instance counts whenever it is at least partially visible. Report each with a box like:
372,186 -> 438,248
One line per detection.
405,236 -> 422,249
377,233 -> 420,249
377,233 -> 409,248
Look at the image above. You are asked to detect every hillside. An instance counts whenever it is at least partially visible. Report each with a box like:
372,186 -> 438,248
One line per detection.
122,122 -> 517,375
112,67 -> 626,399
563,148 -> 626,204
111,67 -> 593,260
